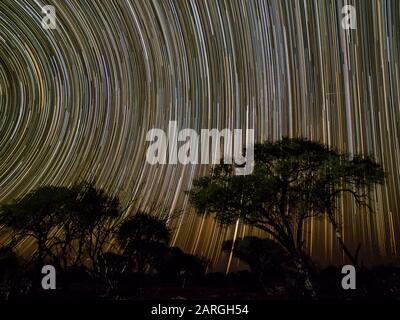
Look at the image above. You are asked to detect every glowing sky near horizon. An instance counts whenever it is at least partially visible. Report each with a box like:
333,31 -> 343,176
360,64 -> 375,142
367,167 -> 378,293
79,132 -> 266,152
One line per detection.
0,0 -> 399,271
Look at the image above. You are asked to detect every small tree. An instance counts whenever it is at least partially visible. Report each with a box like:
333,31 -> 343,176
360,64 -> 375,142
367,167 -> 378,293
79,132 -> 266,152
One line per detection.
189,138 -> 384,297
222,236 -> 289,288
0,186 -> 76,267
69,182 -> 120,272
117,212 -> 170,274
0,183 -> 120,274
161,247 -> 205,287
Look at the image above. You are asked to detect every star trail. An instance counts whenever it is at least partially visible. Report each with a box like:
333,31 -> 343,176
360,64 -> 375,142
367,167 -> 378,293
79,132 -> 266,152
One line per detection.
0,0 -> 399,271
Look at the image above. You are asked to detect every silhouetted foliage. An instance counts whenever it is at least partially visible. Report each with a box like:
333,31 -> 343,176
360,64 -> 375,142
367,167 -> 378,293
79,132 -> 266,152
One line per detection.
0,247 -> 23,299
0,184 -> 208,299
189,138 -> 385,297
0,183 -> 120,275
117,212 -> 170,275
160,247 -> 205,287
0,186 -> 77,267
222,236 -> 290,287
0,164 -> 394,301
118,212 -> 170,246
69,182 -> 120,273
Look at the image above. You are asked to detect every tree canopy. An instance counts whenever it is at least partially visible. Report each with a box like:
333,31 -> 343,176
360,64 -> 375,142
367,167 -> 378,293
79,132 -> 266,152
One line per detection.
189,137 -> 385,296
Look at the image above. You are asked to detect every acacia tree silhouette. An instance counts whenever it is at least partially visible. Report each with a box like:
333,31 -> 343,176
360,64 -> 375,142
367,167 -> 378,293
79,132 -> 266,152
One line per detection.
0,183 -> 120,274
0,186 -> 76,269
0,184 -> 205,298
189,137 -> 384,297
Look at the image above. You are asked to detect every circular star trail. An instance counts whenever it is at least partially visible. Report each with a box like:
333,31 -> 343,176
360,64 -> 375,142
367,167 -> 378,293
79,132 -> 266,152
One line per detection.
0,0 -> 399,270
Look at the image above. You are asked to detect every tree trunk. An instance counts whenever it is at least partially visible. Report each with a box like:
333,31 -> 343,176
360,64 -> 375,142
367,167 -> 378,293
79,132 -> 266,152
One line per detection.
292,254 -> 316,299
327,208 -> 360,267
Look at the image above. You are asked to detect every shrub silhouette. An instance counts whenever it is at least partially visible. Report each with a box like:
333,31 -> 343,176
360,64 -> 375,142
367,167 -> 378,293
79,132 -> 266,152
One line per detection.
117,212 -> 170,274
222,236 -> 290,287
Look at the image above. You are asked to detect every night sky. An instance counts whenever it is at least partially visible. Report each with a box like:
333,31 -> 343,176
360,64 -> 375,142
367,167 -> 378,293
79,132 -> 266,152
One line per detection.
0,0 -> 399,271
